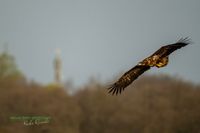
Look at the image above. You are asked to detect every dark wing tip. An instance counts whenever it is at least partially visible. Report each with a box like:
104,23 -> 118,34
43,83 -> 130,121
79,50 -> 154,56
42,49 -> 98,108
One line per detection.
107,84 -> 123,95
177,37 -> 192,45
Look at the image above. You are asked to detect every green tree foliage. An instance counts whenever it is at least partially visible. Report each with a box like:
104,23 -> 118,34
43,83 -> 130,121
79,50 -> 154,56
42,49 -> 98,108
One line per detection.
0,83 -> 81,133
0,61 -> 200,133
0,52 -> 23,80
74,76 -> 200,133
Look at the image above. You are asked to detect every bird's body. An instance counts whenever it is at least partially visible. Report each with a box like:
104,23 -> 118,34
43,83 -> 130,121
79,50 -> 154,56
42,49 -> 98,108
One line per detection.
108,37 -> 191,95
138,55 -> 169,68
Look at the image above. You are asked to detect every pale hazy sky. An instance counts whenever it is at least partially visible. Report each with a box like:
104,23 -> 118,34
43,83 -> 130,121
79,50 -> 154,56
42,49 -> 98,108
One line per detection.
0,0 -> 200,86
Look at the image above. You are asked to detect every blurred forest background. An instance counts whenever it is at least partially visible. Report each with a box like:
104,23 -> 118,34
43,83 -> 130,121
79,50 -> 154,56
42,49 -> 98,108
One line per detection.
0,51 -> 200,133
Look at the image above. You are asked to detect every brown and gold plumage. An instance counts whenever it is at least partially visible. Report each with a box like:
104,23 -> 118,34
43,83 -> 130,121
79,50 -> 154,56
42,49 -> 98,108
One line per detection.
108,37 -> 191,95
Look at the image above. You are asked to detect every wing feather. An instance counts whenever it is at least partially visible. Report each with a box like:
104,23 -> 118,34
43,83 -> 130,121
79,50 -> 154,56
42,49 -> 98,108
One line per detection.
108,65 -> 150,95
152,37 -> 191,57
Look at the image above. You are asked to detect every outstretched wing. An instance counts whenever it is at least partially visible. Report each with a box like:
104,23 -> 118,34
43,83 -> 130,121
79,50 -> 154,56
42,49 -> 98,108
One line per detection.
108,65 -> 150,95
152,37 -> 191,57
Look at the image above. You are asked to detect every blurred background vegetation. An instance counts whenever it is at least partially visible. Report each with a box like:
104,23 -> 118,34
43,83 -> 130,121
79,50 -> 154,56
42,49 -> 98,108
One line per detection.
0,51 -> 200,133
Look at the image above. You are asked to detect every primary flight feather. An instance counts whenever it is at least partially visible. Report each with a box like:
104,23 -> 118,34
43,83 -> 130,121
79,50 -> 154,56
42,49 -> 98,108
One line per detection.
108,37 -> 191,95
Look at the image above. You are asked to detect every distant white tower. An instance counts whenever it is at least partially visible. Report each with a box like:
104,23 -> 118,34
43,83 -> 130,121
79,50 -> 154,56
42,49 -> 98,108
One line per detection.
54,48 -> 62,84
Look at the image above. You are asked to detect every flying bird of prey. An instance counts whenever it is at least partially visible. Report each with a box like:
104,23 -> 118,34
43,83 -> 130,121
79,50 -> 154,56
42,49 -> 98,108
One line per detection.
108,37 -> 191,95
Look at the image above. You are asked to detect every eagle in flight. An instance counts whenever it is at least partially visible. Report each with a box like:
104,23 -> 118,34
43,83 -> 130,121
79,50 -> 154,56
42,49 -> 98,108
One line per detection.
108,37 -> 191,95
